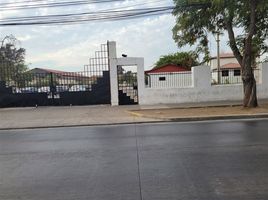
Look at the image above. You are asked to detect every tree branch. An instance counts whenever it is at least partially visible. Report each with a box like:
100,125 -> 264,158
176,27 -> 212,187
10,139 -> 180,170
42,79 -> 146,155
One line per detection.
244,0 -> 257,58
247,0 -> 257,40
225,17 -> 243,66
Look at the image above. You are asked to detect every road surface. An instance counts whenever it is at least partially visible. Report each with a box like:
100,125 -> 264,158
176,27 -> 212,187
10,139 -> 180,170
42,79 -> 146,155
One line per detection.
1,119 -> 268,200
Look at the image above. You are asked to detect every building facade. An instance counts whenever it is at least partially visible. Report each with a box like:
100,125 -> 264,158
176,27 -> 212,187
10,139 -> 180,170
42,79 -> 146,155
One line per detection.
145,64 -> 192,88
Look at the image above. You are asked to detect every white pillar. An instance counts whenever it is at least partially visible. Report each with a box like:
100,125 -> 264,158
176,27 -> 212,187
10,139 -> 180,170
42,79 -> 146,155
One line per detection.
108,41 -> 119,106
107,41 -> 117,59
260,62 -> 268,86
136,58 -> 145,103
192,65 -> 211,89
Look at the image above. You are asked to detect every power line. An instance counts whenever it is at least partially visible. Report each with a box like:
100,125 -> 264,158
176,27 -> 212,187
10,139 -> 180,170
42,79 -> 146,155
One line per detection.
0,6 -> 174,26
0,6 -> 172,22
0,0 -> 86,5
0,0 -> 124,11
0,0 -> 173,26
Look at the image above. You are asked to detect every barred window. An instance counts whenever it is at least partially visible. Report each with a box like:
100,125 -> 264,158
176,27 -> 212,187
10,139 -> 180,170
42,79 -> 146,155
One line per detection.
234,70 -> 241,76
222,70 -> 229,77
159,77 -> 166,81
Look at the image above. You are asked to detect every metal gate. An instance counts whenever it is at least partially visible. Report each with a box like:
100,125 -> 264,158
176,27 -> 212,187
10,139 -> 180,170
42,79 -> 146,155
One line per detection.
0,43 -> 111,108
117,68 -> 138,105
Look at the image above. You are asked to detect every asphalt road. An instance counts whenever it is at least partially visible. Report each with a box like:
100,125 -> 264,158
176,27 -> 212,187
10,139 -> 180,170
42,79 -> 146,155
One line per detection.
1,119 -> 268,200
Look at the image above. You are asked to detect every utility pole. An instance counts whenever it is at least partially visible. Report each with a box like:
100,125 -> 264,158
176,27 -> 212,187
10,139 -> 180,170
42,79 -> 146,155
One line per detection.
216,31 -> 221,84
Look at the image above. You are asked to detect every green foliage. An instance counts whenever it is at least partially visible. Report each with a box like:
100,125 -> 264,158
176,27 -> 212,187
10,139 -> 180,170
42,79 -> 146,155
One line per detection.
118,71 -> 137,85
155,52 -> 199,69
0,35 -> 29,83
172,0 -> 268,63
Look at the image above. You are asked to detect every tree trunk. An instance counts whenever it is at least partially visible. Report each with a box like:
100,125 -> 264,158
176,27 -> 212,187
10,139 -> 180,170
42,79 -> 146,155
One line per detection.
242,55 -> 258,108
225,0 -> 258,108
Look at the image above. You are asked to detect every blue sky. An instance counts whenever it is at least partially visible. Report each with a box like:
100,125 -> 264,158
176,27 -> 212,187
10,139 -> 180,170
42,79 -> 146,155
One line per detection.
0,0 -> 231,72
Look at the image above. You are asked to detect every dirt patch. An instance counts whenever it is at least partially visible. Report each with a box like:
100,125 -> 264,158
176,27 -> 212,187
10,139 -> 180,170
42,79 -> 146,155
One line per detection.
130,104 -> 268,119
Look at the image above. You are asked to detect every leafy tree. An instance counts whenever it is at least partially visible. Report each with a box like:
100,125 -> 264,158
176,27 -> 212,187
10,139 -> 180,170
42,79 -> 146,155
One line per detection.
172,0 -> 268,107
155,52 -> 199,69
0,35 -> 28,83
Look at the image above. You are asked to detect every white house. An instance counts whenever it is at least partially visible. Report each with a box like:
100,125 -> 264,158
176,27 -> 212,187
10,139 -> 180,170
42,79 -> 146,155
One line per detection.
145,64 -> 192,88
210,53 -> 239,70
210,53 -> 260,84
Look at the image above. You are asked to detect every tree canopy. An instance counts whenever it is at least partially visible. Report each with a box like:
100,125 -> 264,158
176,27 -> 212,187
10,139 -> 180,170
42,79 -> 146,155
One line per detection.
155,52 -> 199,69
0,35 -> 28,84
172,0 -> 268,107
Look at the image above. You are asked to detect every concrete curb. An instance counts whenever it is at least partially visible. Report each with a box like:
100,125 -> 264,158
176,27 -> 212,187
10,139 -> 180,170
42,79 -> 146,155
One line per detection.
1,114 -> 268,131
168,114 -> 268,122
0,121 -> 166,131
137,103 -> 242,111
128,109 -> 268,121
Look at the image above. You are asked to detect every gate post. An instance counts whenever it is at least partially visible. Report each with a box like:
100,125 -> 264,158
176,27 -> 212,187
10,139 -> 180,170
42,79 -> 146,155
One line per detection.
108,41 -> 119,106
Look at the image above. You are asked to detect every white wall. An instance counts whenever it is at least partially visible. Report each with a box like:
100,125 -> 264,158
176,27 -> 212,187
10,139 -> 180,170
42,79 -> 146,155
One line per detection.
108,42 -> 267,106
139,63 -> 268,105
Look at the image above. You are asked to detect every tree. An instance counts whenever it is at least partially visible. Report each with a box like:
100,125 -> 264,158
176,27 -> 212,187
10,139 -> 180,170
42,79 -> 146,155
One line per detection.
155,52 -> 199,69
172,0 -> 268,107
0,35 -> 28,84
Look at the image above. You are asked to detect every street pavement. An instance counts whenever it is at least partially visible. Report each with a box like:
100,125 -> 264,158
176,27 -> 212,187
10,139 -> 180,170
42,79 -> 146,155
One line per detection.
1,120 -> 268,200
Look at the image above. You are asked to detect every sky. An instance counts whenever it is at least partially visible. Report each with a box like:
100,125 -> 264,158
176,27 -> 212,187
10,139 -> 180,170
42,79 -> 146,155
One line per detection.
0,0 -> 232,72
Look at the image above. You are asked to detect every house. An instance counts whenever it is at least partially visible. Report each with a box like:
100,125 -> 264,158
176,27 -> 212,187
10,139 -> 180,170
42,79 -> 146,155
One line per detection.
210,53 -> 239,71
210,53 -> 260,84
145,64 -> 192,88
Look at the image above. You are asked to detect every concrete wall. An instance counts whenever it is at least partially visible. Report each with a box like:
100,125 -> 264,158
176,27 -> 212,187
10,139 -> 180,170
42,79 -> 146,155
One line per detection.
139,63 -> 268,105
108,41 -> 268,106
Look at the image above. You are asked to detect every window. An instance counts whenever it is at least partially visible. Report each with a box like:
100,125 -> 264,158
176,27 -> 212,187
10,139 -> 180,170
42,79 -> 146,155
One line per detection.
222,70 -> 229,77
159,76 -> 166,81
234,69 -> 241,76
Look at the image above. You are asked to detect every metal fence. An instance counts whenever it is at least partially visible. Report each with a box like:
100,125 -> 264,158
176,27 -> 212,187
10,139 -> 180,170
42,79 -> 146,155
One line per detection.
145,71 -> 192,88
0,69 -> 98,94
84,43 -> 109,77
211,69 -> 260,85
0,43 -> 110,94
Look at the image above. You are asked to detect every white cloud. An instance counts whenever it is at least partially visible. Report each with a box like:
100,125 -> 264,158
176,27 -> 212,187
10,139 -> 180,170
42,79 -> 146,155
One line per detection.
17,35 -> 32,42
24,14 -> 179,71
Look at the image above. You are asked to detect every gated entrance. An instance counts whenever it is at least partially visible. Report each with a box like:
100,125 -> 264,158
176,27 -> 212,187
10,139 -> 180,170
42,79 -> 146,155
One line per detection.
0,43 -> 111,108
117,66 -> 138,105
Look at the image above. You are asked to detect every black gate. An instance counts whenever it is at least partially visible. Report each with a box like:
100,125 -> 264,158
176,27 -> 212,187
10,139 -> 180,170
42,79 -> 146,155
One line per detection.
0,43 -> 111,108
117,68 -> 138,105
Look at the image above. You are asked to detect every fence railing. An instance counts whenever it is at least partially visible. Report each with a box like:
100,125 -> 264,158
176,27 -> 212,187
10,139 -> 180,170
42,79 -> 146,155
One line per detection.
0,69 -> 100,93
0,43 -> 109,94
145,71 -> 192,88
211,69 -> 261,85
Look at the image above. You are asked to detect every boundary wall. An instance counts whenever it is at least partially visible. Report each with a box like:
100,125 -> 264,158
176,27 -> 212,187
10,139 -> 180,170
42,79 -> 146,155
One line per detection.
139,63 -> 268,105
108,41 -> 268,105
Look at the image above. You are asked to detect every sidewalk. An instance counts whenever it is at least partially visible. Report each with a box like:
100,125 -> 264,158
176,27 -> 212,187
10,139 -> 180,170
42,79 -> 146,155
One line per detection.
0,105 -> 159,130
130,102 -> 268,121
1,100 -> 268,130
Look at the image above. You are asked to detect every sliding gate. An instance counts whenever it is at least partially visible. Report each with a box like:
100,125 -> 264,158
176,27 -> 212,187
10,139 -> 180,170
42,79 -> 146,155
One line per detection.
0,43 -> 111,108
